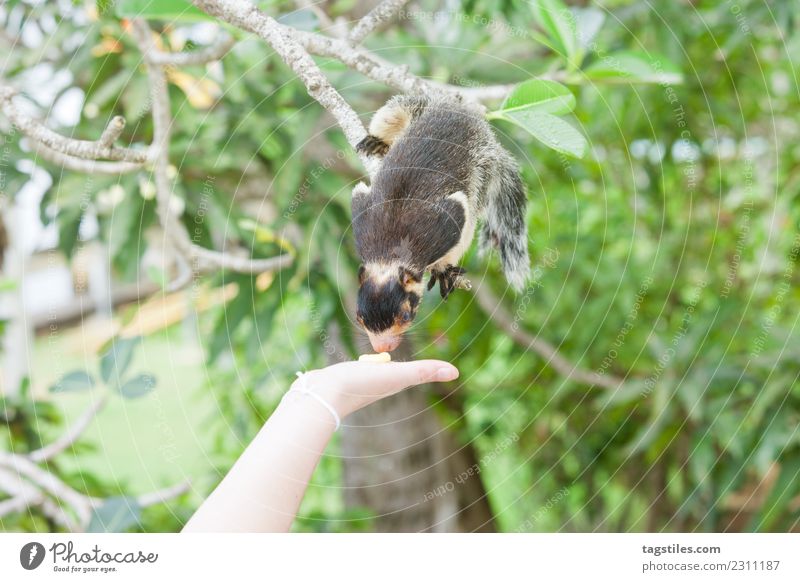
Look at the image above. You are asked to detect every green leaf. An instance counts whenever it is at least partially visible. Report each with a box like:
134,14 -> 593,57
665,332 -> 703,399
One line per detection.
50,371 -> 96,393
531,0 -> 580,68
574,7 -> 605,51
584,51 -> 683,85
115,0 -> 211,22
87,497 -> 142,532
100,337 -> 140,385
492,79 -> 576,116
118,374 -> 157,399
499,110 -> 587,158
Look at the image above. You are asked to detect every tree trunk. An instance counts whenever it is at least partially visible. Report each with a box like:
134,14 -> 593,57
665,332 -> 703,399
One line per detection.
340,342 -> 496,532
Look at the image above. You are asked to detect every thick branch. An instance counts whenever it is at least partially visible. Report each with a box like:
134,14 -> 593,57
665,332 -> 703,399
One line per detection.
473,283 -> 624,390
0,84 -> 149,163
148,33 -> 236,66
348,0 -> 411,45
132,19 -> 293,275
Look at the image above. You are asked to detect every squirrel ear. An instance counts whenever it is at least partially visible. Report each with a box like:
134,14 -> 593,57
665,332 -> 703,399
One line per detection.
358,265 -> 367,285
398,266 -> 421,287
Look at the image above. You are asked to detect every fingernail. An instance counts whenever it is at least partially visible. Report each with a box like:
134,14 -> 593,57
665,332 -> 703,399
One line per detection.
435,367 -> 458,381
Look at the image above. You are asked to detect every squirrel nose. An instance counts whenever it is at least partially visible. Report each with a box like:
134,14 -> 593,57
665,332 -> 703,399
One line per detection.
370,335 -> 401,353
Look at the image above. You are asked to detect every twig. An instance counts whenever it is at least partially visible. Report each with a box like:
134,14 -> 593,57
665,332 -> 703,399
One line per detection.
473,283 -> 624,390
0,83 -> 149,163
294,0 -> 339,35
98,115 -> 126,149
28,395 -> 109,463
131,19 -> 294,275
348,0 -> 410,45
135,480 -> 190,507
31,142 -> 143,175
148,33 -> 236,66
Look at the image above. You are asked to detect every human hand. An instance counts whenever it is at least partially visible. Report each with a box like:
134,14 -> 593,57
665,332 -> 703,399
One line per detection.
290,359 -> 459,419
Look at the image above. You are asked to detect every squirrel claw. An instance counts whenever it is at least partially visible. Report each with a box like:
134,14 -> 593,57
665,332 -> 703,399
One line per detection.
455,277 -> 472,291
430,265 -> 468,300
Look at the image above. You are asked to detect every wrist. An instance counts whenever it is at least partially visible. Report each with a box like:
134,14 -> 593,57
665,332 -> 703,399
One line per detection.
287,371 -> 349,426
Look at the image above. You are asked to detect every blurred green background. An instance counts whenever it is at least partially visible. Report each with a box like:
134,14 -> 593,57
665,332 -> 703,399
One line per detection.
1,0 -> 799,532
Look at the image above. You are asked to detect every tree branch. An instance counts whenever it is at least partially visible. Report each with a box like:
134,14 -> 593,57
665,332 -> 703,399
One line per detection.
0,451 -> 94,526
191,0 -> 371,166
348,0 -> 411,45
98,115 -> 126,149
293,27 -> 518,102
0,467 -> 78,530
31,142 -> 143,174
0,414 -> 189,530
131,19 -> 294,275
0,84 -> 149,163
148,33 -> 236,66
473,283 -> 624,390
135,480 -> 190,507
293,28 -> 431,95
28,395 -> 109,463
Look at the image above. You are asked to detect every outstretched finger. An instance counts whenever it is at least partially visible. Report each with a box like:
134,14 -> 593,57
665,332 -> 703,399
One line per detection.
355,359 -> 459,392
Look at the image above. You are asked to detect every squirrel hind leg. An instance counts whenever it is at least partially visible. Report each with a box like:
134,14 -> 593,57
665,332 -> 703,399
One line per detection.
356,134 -> 390,157
359,95 -> 429,158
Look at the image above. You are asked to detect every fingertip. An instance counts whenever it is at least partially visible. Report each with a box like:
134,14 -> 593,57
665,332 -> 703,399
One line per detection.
414,360 -> 459,382
434,365 -> 459,382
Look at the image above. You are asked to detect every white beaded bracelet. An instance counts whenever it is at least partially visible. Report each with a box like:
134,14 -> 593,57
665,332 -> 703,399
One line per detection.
287,371 -> 341,430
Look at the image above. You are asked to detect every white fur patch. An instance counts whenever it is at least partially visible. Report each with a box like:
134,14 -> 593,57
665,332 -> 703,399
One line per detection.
447,191 -> 469,211
352,181 -> 370,198
430,191 -> 476,269
366,262 -> 399,284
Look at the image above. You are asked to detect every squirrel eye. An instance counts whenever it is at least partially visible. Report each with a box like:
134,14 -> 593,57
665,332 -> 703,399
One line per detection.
401,312 -> 412,323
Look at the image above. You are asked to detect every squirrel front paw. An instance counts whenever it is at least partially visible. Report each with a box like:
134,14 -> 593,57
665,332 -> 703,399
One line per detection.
428,266 -> 470,300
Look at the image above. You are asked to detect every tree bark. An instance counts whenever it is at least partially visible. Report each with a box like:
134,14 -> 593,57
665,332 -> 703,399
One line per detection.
340,342 -> 496,532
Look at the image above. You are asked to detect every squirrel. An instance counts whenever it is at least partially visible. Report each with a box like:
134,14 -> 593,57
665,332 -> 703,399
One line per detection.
351,94 -> 529,353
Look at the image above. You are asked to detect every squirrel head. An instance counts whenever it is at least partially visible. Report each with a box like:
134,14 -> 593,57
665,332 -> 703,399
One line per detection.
356,262 -> 424,352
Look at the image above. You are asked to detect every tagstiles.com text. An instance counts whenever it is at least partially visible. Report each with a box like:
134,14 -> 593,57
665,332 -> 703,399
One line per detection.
642,544 -> 781,575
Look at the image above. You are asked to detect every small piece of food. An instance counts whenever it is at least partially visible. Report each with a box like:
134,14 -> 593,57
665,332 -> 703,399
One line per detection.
359,352 -> 392,363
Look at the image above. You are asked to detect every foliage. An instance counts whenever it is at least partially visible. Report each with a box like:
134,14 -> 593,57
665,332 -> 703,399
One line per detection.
2,0 -> 799,533
0,338 -> 174,532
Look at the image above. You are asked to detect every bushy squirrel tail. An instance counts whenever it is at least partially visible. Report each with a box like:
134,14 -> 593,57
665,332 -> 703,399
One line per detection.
478,155 -> 530,291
